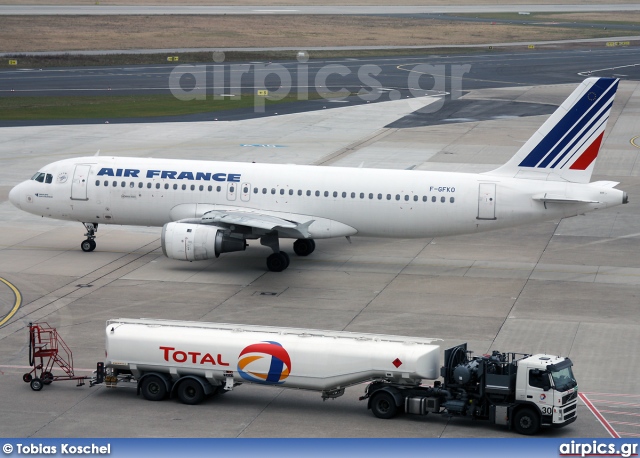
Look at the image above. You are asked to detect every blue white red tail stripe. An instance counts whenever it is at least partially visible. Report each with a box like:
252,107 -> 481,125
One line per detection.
519,78 -> 617,169
486,77 -> 619,184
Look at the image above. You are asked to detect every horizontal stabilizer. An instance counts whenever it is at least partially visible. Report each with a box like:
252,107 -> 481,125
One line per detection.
532,193 -> 598,204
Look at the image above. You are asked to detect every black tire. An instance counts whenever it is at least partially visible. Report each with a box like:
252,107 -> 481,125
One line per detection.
293,239 -> 315,256
23,373 -> 33,383
177,379 -> 205,405
30,378 -> 43,391
42,371 -> 54,385
140,375 -> 168,402
370,392 -> 398,419
280,251 -> 290,269
513,408 -> 540,435
266,253 -> 287,272
81,240 -> 93,252
88,239 -> 96,252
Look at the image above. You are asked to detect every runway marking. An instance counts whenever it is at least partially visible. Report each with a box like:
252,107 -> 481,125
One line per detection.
578,63 -> 640,77
0,277 -> 22,328
580,392 -> 620,438
631,135 -> 640,149
0,364 -> 94,372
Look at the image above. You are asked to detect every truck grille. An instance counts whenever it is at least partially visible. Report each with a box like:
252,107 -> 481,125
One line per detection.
563,402 -> 577,420
563,390 -> 578,404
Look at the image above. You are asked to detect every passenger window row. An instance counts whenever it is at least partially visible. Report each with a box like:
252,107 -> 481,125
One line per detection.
94,180 -> 456,203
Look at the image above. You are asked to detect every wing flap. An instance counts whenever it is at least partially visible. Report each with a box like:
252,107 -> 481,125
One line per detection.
201,210 -> 314,238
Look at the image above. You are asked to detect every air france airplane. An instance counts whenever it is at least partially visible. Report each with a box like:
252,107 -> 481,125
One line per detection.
9,78 -> 628,272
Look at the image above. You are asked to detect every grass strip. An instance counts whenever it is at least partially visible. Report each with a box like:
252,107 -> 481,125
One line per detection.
0,93 -> 328,121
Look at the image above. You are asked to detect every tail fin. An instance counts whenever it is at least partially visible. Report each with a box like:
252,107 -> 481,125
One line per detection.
486,77 -> 619,183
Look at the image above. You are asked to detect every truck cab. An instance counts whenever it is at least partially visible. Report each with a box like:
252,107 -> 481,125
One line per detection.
514,354 -> 578,432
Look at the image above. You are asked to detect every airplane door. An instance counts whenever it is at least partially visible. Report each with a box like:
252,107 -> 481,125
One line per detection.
71,164 -> 92,201
240,182 -> 251,202
477,183 -> 497,220
226,182 -> 237,201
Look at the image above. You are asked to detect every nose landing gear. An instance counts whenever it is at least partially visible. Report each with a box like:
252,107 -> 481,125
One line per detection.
81,223 -> 98,252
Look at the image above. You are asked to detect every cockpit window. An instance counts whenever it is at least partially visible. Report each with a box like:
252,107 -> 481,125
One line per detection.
32,172 -> 46,182
45,174 -> 53,184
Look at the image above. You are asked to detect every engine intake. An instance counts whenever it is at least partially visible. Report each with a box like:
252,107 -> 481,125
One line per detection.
161,222 -> 246,261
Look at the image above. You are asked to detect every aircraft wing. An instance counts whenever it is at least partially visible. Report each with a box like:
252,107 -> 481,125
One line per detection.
201,210 -> 314,239
171,203 -> 356,239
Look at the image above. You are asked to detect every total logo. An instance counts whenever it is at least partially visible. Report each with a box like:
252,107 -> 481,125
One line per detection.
237,341 -> 291,384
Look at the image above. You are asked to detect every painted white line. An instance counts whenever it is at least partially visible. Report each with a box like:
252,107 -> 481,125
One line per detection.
0,364 -> 94,372
579,392 -> 620,438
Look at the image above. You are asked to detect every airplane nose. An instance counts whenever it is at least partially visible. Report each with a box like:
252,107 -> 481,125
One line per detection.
9,183 -> 21,209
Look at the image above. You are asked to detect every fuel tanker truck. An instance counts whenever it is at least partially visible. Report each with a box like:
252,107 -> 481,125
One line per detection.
89,318 -> 577,435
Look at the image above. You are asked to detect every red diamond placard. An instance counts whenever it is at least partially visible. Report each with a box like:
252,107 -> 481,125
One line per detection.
392,358 -> 402,368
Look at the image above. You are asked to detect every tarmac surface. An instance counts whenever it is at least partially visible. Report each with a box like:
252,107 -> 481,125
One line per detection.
2,4 -> 640,15
2,47 -> 640,127
0,51 -> 640,438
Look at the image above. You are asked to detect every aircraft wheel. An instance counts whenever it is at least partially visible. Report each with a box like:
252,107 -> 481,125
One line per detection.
266,253 -> 288,272
293,239 -> 315,256
280,251 -> 290,269
81,240 -> 96,252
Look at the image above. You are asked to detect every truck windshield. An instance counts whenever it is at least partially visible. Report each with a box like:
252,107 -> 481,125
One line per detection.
551,366 -> 577,392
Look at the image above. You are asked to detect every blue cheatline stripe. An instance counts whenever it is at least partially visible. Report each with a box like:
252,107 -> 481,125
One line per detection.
518,78 -> 618,168
552,106 -> 611,169
538,88 -> 615,168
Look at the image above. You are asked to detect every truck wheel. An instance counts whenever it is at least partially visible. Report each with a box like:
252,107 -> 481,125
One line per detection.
513,408 -> 540,435
177,379 -> 205,405
371,392 -> 398,419
30,378 -> 43,391
140,375 -> 168,401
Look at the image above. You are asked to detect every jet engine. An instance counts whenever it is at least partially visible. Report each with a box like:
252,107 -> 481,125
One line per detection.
161,222 -> 246,261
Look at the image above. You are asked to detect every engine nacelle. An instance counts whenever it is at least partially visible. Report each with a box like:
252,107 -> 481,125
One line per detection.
161,223 -> 246,261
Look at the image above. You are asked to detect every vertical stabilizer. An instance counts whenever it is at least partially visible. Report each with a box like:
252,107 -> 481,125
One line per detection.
486,78 -> 619,183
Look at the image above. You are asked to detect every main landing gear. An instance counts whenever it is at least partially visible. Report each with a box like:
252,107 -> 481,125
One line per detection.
261,233 -> 316,272
293,239 -> 315,256
80,222 -> 98,252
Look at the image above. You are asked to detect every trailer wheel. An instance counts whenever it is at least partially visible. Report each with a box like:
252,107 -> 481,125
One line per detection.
513,408 -> 540,435
140,375 -> 168,401
371,392 -> 398,419
42,372 -> 54,385
177,379 -> 205,405
30,378 -> 43,392
23,373 -> 33,383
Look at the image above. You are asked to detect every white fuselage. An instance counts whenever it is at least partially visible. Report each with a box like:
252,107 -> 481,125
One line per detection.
9,156 -> 626,239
